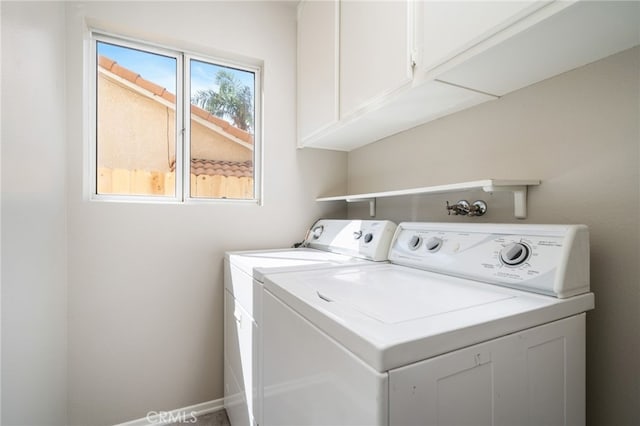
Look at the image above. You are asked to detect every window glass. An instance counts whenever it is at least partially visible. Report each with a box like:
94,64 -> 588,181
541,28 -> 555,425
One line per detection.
92,34 -> 261,203
96,41 -> 177,197
189,59 -> 255,199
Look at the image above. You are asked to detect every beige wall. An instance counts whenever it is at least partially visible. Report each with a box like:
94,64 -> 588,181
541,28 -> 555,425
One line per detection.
347,47 -> 640,426
1,2 -> 68,425
63,2 -> 346,425
98,75 -> 251,173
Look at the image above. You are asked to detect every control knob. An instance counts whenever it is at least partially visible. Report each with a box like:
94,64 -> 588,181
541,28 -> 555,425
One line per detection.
363,233 -> 374,243
408,235 -> 422,251
312,226 -> 324,239
500,242 -> 530,266
425,237 -> 443,252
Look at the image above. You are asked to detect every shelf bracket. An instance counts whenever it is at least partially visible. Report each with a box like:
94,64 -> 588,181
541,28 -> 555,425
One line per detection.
346,197 -> 376,217
483,185 -> 529,219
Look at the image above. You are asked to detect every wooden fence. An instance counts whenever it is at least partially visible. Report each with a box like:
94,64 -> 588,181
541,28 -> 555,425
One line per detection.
98,168 -> 254,199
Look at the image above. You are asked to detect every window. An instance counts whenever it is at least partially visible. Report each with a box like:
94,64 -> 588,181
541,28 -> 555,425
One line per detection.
91,33 -> 261,202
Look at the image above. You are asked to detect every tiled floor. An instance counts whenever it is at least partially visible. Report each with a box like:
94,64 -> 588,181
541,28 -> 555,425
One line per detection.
168,409 -> 230,426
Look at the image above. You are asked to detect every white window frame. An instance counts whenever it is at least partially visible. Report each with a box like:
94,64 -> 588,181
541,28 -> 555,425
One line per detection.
88,31 -> 263,205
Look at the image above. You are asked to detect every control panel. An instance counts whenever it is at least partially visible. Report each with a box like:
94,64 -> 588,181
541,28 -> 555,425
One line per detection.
389,222 -> 589,298
306,219 -> 397,261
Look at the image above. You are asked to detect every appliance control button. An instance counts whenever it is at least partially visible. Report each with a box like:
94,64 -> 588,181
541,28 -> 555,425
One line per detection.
500,242 -> 530,266
363,233 -> 374,244
312,225 -> 324,239
425,237 -> 443,252
408,235 -> 422,251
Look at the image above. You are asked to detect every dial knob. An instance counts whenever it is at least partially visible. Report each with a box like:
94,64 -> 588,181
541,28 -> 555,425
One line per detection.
408,235 -> 422,251
363,233 -> 374,243
500,242 -> 529,266
425,237 -> 443,252
312,226 -> 324,239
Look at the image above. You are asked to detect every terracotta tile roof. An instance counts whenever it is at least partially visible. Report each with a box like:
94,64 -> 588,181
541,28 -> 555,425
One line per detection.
190,159 -> 253,177
98,55 -> 252,145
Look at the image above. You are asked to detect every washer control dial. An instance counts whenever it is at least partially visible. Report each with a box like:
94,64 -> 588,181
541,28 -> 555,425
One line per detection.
500,242 -> 530,266
312,225 -> 324,239
363,233 -> 374,244
408,235 -> 422,251
425,237 -> 443,252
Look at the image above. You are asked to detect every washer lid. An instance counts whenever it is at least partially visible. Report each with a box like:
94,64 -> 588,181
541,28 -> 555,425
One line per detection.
314,268 -> 514,324
264,263 -> 594,372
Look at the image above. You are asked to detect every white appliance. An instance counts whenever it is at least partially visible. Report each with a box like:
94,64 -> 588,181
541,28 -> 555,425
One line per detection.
262,222 -> 595,426
224,219 -> 397,426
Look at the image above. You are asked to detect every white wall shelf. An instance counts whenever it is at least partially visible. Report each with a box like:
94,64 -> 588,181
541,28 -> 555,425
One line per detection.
317,179 -> 540,219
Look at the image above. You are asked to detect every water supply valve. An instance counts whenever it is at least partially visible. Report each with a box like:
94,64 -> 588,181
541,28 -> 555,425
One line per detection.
446,200 -> 487,217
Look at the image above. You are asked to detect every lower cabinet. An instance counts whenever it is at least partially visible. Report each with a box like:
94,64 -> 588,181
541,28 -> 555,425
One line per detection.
389,314 -> 586,426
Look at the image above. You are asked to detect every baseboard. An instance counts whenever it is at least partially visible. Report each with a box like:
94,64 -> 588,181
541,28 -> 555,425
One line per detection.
114,398 -> 225,426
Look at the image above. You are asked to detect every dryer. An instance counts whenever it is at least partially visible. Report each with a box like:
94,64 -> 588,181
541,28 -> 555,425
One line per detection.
224,219 -> 396,426
262,222 -> 594,426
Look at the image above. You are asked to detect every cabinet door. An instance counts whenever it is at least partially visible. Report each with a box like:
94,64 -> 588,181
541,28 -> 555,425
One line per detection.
389,315 -> 586,426
297,0 -> 339,143
339,0 -> 413,119
417,1 -> 549,75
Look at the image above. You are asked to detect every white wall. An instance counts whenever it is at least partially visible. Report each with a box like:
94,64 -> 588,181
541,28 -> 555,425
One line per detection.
1,2 -> 68,425
346,47 -> 640,426
64,2 -> 346,425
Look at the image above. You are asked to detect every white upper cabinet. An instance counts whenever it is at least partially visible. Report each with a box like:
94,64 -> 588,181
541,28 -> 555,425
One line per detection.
438,0 -> 640,96
297,1 -> 339,141
298,0 -> 492,150
414,1 -> 550,79
339,0 -> 413,119
297,0 -> 640,151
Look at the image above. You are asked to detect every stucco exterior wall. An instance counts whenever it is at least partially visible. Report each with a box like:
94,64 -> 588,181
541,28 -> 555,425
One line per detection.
97,72 -> 252,173
190,119 -> 252,163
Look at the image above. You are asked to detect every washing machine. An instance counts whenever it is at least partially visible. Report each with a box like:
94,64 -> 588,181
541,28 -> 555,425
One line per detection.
262,222 -> 595,426
223,219 -> 397,426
